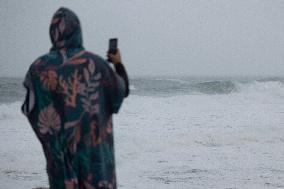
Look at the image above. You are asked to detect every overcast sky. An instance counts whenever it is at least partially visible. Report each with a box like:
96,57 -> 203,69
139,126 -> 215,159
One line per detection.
0,0 -> 283,77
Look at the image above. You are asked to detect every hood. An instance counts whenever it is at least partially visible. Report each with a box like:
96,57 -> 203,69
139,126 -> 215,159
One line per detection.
49,7 -> 83,50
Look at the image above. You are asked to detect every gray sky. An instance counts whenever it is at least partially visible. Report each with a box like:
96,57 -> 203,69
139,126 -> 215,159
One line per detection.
1,0 -> 283,77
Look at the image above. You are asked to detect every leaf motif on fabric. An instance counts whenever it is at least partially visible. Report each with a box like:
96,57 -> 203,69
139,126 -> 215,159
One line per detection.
89,121 -> 101,146
80,98 -> 88,105
83,180 -> 96,189
88,82 -> 99,88
60,50 -> 86,67
64,112 -> 85,153
91,104 -> 99,114
90,93 -> 99,101
75,126 -> 81,143
40,70 -> 58,91
82,104 -> 89,112
69,50 -> 86,60
94,72 -> 102,80
64,179 -> 78,189
60,49 -> 68,63
68,77 -> 72,85
68,58 -> 87,65
38,104 -> 61,135
64,119 -> 80,130
59,19 -> 65,34
88,59 -> 95,74
58,70 -> 80,107
77,83 -> 86,95
106,116 -> 113,134
98,181 -> 113,189
83,68 -> 90,81
51,17 -> 60,24
79,61 -> 101,116
100,116 -> 113,140
54,28 -> 59,42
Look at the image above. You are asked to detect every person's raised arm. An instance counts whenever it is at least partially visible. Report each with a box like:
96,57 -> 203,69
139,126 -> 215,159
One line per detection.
107,49 -> 129,97
101,49 -> 129,114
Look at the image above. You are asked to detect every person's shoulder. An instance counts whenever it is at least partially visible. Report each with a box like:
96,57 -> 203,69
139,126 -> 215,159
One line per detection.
28,54 -> 49,72
84,51 -> 106,63
84,51 -> 111,70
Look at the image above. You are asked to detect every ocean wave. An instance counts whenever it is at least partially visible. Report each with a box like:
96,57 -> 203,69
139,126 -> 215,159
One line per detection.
0,101 -> 23,120
154,78 -> 189,84
1,78 -> 283,107
129,85 -> 136,91
0,79 -> 283,122
129,77 -> 284,96
237,80 -> 284,93
193,80 -> 284,95
193,80 -> 239,94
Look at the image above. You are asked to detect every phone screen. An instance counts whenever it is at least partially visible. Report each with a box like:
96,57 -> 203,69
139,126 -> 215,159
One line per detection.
109,38 -> 118,54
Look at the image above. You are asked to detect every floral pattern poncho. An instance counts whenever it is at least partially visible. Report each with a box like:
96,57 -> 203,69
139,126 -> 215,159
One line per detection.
21,7 -> 126,189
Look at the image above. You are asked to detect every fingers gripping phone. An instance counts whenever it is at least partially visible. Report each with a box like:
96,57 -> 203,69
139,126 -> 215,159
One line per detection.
108,38 -> 118,54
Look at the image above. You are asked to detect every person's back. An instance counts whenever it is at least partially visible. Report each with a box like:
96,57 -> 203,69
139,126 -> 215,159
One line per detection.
22,7 -> 129,189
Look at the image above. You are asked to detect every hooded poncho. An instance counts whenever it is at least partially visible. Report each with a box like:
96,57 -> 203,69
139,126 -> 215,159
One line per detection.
22,7 -> 128,189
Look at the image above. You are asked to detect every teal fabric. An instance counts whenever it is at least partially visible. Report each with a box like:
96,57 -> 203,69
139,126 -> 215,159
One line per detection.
22,7 -> 125,189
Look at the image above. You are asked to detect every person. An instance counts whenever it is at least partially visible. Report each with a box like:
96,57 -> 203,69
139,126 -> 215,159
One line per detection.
21,7 -> 129,189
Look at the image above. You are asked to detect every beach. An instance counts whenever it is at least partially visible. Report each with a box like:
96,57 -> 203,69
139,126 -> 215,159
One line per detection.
0,77 -> 283,188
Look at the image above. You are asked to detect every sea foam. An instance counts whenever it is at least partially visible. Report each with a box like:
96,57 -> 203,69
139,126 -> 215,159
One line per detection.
0,77 -> 284,188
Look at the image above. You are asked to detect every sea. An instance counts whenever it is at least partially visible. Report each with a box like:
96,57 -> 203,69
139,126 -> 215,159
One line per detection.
0,76 -> 284,189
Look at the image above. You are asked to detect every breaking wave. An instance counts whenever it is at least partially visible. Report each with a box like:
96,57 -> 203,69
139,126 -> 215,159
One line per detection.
130,77 -> 284,95
193,80 -> 239,94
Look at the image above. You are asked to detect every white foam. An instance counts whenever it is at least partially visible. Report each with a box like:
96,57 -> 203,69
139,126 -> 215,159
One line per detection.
0,102 -> 47,189
155,78 -> 189,84
237,80 -> 284,94
129,85 -> 136,91
0,101 -> 23,120
117,91 -> 284,188
1,91 -> 284,188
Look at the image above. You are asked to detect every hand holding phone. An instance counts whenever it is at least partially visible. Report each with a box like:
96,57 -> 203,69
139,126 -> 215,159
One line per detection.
107,38 -> 121,64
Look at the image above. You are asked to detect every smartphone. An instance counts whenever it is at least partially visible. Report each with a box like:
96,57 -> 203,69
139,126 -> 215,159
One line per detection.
108,38 -> 118,54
